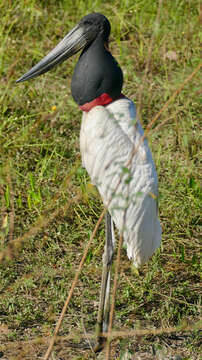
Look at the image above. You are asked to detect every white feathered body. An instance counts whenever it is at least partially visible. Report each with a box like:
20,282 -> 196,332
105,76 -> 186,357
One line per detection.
80,98 -> 161,267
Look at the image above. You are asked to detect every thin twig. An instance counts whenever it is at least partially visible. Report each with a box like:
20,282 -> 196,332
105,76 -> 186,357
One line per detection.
105,233 -> 124,359
43,208 -> 107,360
106,177 -> 130,358
151,110 -> 179,133
102,322 -> 202,339
6,164 -> 15,243
1,322 -> 201,352
81,316 -> 96,356
144,62 -> 202,135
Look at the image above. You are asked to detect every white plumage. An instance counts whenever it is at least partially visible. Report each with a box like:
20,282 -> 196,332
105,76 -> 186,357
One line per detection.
80,97 -> 162,267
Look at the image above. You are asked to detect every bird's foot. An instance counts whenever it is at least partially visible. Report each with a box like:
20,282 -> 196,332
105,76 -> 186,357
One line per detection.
93,336 -> 106,353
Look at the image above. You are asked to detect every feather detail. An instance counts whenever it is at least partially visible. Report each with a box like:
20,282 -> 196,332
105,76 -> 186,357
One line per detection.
80,98 -> 161,267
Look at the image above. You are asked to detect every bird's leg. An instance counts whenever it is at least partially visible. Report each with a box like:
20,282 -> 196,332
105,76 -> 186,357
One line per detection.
95,212 -> 115,351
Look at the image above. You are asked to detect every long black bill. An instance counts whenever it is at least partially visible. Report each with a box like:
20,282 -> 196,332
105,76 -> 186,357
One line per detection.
16,24 -> 92,83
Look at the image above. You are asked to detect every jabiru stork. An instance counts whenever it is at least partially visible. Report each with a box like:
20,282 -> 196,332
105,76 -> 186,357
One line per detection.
16,12 -> 162,349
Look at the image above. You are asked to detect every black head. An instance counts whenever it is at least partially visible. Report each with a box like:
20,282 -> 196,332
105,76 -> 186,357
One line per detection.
16,13 -> 111,83
16,13 -> 123,111
71,13 -> 123,107
79,13 -> 111,43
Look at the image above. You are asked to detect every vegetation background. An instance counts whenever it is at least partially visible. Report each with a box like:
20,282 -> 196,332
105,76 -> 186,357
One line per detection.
0,0 -> 201,359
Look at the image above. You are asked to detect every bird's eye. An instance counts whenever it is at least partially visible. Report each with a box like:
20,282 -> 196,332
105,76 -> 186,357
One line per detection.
83,20 -> 93,26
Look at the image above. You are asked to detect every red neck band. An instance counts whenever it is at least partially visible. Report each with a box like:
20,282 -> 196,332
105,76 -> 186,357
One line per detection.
79,93 -> 125,112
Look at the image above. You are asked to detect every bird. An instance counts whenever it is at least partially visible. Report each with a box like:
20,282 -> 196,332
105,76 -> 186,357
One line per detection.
16,12 -> 162,350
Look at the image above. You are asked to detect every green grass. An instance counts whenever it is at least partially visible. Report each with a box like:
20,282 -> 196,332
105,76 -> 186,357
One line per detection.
0,0 -> 201,359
